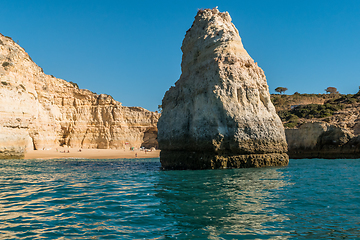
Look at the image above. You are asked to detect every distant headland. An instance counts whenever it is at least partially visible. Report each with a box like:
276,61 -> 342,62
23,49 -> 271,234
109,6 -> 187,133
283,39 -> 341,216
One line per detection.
271,90 -> 360,158
0,33 -> 159,159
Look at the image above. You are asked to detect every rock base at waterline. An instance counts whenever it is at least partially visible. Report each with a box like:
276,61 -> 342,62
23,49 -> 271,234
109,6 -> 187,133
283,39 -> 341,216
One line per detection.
160,151 -> 289,170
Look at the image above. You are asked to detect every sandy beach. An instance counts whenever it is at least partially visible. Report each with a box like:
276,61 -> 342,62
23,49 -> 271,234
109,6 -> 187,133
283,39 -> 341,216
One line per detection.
25,147 -> 160,160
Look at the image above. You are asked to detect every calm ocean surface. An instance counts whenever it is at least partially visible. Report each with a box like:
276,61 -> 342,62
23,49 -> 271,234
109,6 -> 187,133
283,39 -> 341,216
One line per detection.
0,158 -> 359,239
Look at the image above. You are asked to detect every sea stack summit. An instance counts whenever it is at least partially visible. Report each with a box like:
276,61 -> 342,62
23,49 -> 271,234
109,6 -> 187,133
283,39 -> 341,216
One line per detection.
158,8 -> 289,169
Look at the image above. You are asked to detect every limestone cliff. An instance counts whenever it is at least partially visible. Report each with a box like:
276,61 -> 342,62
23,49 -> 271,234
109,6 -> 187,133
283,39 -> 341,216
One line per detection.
273,93 -> 360,158
285,122 -> 360,158
0,34 -> 159,158
158,8 -> 288,169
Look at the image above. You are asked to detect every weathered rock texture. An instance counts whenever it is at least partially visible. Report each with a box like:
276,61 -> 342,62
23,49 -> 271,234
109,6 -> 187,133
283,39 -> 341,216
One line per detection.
0,34 -> 159,158
158,8 -> 288,169
286,122 -> 360,158
273,92 -> 360,158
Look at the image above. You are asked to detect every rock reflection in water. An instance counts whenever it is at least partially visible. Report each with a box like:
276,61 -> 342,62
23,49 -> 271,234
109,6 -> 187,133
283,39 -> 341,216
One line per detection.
155,167 -> 290,239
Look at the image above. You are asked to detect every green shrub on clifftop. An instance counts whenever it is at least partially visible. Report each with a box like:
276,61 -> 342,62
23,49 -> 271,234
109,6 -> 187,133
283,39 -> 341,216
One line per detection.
278,111 -> 299,128
283,103 -> 343,120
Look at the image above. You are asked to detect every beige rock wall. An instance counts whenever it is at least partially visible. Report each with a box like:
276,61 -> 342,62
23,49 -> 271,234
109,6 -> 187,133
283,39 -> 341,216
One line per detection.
0,127 -> 33,158
0,34 -> 159,158
285,122 -> 358,158
286,122 -> 328,150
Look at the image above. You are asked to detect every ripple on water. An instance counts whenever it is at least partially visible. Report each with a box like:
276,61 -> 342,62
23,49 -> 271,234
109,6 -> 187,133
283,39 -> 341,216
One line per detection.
0,158 -> 360,239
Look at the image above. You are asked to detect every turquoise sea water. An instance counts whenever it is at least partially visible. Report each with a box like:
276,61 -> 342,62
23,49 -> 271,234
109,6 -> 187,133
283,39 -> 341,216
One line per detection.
0,158 -> 360,239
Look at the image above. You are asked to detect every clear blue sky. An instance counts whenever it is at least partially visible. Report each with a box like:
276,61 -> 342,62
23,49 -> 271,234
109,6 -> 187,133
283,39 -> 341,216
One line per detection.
1,0 -> 359,111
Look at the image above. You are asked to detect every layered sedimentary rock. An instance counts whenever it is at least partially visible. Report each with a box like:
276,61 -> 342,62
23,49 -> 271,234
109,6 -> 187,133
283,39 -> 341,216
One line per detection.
0,34 -> 159,158
158,8 -> 288,169
286,122 -> 360,158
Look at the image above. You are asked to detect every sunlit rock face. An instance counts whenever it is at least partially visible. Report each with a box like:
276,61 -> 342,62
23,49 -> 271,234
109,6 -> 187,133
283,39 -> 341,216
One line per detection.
158,8 -> 288,169
0,33 -> 159,158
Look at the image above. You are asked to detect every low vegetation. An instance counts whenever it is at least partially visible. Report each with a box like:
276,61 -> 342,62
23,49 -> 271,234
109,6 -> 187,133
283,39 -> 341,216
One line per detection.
272,90 -> 360,128
271,93 -> 338,112
278,103 -> 344,128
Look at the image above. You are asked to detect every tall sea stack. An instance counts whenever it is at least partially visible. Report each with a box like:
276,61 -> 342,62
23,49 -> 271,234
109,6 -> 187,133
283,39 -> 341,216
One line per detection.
158,8 -> 288,169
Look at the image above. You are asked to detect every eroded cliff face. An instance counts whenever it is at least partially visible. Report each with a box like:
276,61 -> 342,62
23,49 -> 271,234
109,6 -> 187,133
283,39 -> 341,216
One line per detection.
0,34 -> 159,158
158,8 -> 288,169
275,93 -> 360,158
286,122 -> 360,158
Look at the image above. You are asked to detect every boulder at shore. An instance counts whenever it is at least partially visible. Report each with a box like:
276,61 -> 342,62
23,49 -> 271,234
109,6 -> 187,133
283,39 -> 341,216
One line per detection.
158,8 -> 288,170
